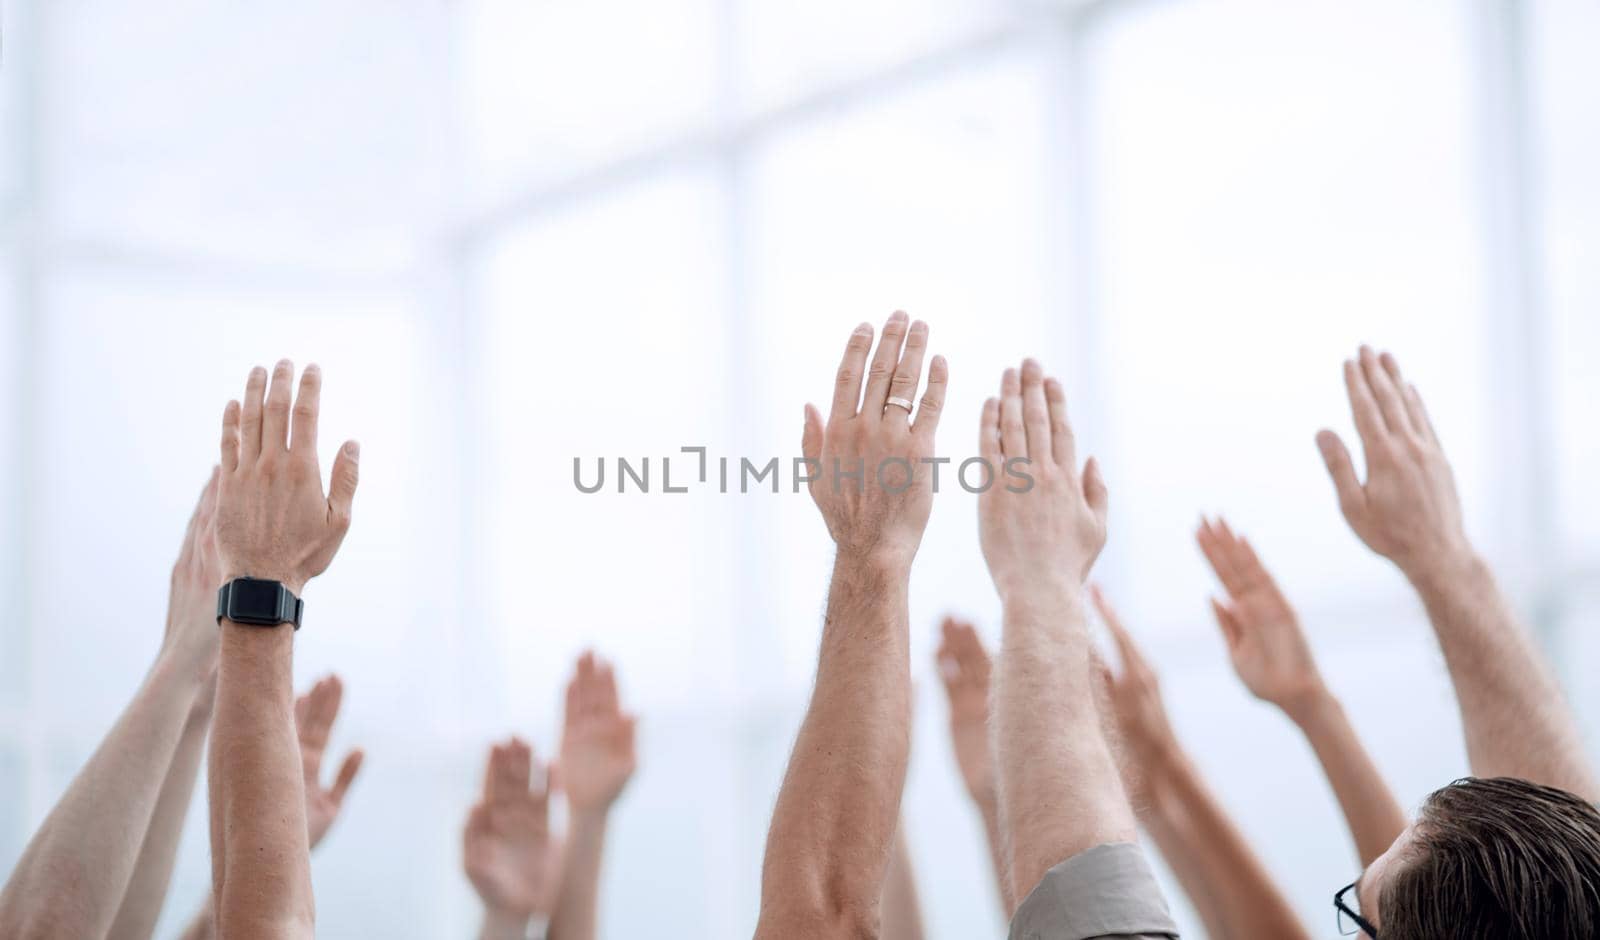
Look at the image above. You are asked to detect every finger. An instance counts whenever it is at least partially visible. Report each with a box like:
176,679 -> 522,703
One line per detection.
1210,597 -> 1244,650
506,738 -> 532,793
327,441 -> 360,530
1361,346 -> 1410,436
999,368 -> 1025,459
1200,517 -> 1247,594
483,745 -> 505,804
861,311 -> 910,416
1235,536 -> 1267,585
1082,456 -> 1108,516
885,319 -> 928,422
801,404 -> 823,464
912,354 -> 947,438
329,749 -> 364,805
576,651 -> 598,714
937,651 -> 961,689
240,366 -> 267,463
830,323 -> 875,421
1044,378 -> 1075,467
1088,583 -> 1124,635
596,662 -> 620,715
1195,518 -> 1237,593
299,677 -> 338,750
563,673 -> 581,726
294,692 -> 312,730
220,400 -> 242,473
1316,430 -> 1367,522
292,363 -> 322,457
1343,358 -> 1388,454
1404,382 -> 1438,443
262,359 -> 295,455
1020,359 -> 1050,461
978,397 -> 1001,467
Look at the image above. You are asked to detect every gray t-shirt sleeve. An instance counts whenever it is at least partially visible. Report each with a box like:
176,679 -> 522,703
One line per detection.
1007,842 -> 1180,940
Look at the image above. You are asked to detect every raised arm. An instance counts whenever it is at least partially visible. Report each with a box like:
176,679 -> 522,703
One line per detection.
1316,346 -> 1596,798
210,360 -> 360,939
756,312 -> 946,939
105,476 -> 223,940
1196,516 -> 1406,865
178,675 -> 364,940
548,651 -> 637,940
1095,587 -> 1311,940
0,472 -> 220,940
980,361 -> 1146,902
463,739 -> 562,940
934,617 -> 1014,916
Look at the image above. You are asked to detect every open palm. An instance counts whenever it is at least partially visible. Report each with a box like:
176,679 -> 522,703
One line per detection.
935,617 -> 994,803
1197,517 -> 1325,709
560,651 -> 638,815
295,675 -> 364,849
463,738 -> 562,919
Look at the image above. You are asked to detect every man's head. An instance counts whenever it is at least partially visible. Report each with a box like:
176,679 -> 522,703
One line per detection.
1357,776 -> 1600,938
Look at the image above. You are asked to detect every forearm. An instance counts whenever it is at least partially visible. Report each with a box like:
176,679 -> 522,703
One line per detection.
996,587 -> 1136,902
1137,786 -> 1232,940
0,655 -> 202,940
546,809 -> 609,940
106,704 -> 212,940
1143,749 -> 1310,940
970,790 -> 1015,917
210,624 -> 313,939
879,825 -> 925,940
757,554 -> 911,938
1409,553 -> 1597,798
1284,691 -> 1408,865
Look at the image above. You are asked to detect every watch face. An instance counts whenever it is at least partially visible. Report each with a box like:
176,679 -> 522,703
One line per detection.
229,579 -> 282,620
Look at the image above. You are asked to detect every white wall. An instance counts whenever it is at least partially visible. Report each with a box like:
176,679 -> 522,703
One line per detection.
2,1 -> 1599,937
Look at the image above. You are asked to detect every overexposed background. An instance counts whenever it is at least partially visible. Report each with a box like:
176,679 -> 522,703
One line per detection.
2,0 -> 1599,936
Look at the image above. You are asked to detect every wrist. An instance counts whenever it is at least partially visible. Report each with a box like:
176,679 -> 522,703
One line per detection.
568,804 -> 613,834
1278,682 -> 1339,728
1400,543 -> 1484,598
1000,581 -> 1081,621
220,570 -> 306,598
833,544 -> 914,581
149,645 -> 213,694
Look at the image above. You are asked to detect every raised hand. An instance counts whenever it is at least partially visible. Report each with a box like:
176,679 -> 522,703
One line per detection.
978,360 -> 1107,599
559,651 -> 638,816
1315,346 -> 1471,581
801,312 -> 948,569
464,739 -> 562,926
295,675 -> 364,848
1196,517 -> 1327,714
216,360 -> 360,595
936,617 -> 994,804
1091,586 -> 1178,770
163,469 -> 224,682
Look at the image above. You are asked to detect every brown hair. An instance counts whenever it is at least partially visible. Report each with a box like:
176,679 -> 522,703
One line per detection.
1379,776 -> 1600,939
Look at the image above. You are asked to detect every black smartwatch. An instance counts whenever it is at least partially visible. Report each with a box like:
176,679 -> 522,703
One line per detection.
216,577 -> 303,630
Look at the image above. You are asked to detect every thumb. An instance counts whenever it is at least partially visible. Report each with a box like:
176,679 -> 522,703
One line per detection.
328,440 -> 361,528
1315,431 -> 1364,522
801,404 -> 823,464
329,748 -> 364,805
1082,456 -> 1108,516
